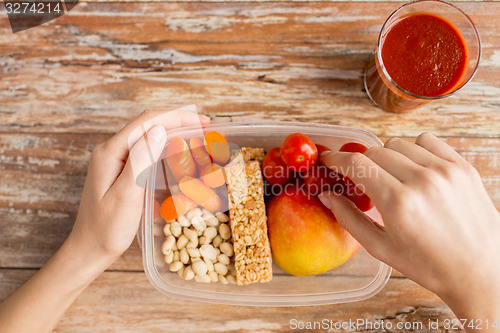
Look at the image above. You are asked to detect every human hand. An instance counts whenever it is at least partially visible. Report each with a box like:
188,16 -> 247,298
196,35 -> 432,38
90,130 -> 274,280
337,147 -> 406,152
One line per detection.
68,108 -> 210,268
319,133 -> 500,327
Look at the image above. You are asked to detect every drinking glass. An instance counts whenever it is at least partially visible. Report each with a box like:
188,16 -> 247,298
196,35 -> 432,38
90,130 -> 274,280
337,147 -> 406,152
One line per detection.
364,0 -> 481,113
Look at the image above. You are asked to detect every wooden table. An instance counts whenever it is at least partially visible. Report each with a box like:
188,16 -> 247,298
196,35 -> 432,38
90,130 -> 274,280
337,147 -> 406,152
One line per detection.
1,1 -> 499,332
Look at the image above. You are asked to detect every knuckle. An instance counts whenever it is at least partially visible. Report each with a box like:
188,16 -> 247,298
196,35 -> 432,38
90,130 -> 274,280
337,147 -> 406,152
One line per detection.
346,152 -> 367,168
384,137 -> 401,148
432,161 -> 461,180
364,146 -> 383,161
415,168 -> 442,189
459,161 -> 481,180
416,132 -> 433,145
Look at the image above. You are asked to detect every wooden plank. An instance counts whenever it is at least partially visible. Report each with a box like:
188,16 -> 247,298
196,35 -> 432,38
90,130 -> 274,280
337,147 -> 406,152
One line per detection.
0,269 -> 462,333
1,133 -> 498,271
1,2 -> 499,136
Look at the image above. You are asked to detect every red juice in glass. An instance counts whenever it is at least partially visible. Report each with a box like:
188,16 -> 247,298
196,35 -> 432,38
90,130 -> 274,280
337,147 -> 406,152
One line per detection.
364,0 -> 481,113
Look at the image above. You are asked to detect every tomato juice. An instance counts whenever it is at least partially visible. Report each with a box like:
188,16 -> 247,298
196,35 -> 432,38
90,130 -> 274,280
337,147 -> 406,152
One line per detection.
364,1 -> 480,113
381,13 -> 467,97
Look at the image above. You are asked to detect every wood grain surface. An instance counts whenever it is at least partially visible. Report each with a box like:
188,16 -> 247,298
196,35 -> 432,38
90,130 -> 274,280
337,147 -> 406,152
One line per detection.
1,2 -> 500,136
1,1 -> 499,332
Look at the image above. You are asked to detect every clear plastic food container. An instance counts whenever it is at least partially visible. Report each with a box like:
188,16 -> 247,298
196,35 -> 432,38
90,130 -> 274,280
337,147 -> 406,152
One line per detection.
141,121 -> 391,306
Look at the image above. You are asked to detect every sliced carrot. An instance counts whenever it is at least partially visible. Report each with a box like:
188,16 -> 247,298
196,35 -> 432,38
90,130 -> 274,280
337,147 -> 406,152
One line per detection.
179,176 -> 226,212
160,192 -> 197,221
189,137 -> 212,168
204,131 -> 230,165
200,162 -> 226,188
165,136 -> 197,182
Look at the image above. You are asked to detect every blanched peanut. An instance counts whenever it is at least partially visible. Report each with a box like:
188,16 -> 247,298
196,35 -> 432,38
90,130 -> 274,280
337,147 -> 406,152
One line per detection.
202,208 -> 212,216
177,265 -> 185,278
183,227 -> 198,243
214,263 -> 228,276
208,271 -> 219,282
169,261 -> 183,272
178,215 -> 190,227
186,248 -> 201,258
213,235 -> 223,248
204,227 -> 217,240
204,215 -> 219,227
199,236 -> 210,246
204,258 -> 214,272
192,259 -> 208,276
219,224 -> 231,240
200,244 -> 217,260
176,235 -> 189,250
162,235 -> 176,254
226,274 -> 237,284
164,252 -> 174,264
163,223 -> 171,236
173,250 -> 180,262
220,242 -> 234,257
187,207 -> 202,219
219,274 -> 228,284
217,253 -> 230,265
216,212 -> 229,223
194,275 -> 211,283
191,216 -> 207,231
180,248 -> 189,264
170,222 -> 182,237
187,236 -> 198,248
182,266 -> 195,280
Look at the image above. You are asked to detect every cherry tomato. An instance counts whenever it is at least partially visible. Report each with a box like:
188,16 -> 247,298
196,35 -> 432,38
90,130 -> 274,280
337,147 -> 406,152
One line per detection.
280,133 -> 318,172
303,165 -> 343,196
262,148 -> 291,186
342,177 -> 374,212
339,142 -> 368,154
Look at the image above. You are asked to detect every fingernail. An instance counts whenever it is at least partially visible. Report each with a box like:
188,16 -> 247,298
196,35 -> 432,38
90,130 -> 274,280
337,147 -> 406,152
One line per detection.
199,115 -> 211,123
321,151 -> 331,158
148,125 -> 166,143
318,193 -> 332,209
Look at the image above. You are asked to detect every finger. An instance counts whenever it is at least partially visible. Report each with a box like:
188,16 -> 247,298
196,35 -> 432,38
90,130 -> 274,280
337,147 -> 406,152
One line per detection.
107,125 -> 167,200
112,107 -> 209,163
92,107 -> 209,194
363,146 -> 424,183
318,191 -> 391,262
415,132 -> 465,164
384,137 -> 443,167
320,151 -> 402,208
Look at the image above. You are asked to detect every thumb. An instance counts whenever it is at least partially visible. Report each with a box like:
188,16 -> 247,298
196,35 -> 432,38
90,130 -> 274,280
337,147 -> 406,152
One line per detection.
110,125 -> 167,198
318,191 -> 390,261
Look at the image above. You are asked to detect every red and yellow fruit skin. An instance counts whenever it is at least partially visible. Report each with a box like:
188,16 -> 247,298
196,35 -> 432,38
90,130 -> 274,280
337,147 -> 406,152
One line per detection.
165,136 -> 197,182
267,187 -> 360,276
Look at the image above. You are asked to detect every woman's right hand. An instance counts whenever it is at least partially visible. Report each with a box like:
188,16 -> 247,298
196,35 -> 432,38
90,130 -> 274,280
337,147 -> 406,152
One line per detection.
319,132 -> 500,330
